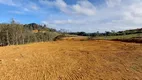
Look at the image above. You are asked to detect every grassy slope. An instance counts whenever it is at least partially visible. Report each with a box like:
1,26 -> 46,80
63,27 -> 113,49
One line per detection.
95,33 -> 142,40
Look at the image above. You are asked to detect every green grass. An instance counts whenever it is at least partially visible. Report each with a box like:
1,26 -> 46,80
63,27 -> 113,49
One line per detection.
94,33 -> 142,40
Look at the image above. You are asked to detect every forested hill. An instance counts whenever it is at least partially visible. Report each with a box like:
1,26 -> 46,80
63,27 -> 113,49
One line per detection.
0,23 -> 59,46
118,28 -> 142,35
23,23 -> 56,32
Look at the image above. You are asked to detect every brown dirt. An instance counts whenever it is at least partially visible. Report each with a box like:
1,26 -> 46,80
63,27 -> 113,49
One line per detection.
0,39 -> 142,80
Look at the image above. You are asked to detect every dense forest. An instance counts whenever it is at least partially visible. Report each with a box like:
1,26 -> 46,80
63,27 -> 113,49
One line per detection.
0,20 -> 59,46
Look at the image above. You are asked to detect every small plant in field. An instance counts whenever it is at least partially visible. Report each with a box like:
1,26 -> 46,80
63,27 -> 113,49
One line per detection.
87,36 -> 94,40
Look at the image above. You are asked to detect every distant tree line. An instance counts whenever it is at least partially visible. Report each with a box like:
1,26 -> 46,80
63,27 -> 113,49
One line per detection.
68,29 -> 142,37
0,22 -> 59,46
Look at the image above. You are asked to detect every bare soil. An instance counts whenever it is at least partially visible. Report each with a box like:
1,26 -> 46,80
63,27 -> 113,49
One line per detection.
0,39 -> 142,80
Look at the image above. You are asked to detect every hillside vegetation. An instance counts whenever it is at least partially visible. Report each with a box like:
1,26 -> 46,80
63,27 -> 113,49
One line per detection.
0,22 -> 59,46
69,28 -> 142,37
67,28 -> 142,43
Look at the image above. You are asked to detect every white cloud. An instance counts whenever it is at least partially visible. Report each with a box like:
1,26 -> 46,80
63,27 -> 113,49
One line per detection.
106,0 -> 121,7
0,0 -> 15,6
56,0 -> 67,8
0,0 -> 40,14
42,0 -> 142,32
123,1 -> 142,24
28,2 -> 39,11
50,19 -> 87,25
24,8 -> 30,12
53,19 -> 74,24
40,0 -> 96,16
55,0 -> 70,13
72,0 -> 96,16
9,11 -> 24,14
2,0 -> 142,32
31,5 -> 39,10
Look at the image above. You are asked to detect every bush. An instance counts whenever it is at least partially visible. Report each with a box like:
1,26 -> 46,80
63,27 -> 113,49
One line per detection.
53,34 -> 65,41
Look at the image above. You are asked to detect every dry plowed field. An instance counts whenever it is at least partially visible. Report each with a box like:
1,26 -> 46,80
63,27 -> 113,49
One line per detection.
0,40 -> 142,80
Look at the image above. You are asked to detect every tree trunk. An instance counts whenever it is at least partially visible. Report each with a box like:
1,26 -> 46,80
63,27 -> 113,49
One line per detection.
6,30 -> 10,45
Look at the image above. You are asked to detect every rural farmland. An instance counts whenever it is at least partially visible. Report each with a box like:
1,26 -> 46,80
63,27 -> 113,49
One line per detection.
0,38 -> 142,80
1,0 -> 142,80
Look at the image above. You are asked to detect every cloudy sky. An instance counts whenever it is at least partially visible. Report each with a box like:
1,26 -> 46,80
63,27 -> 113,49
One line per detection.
0,0 -> 142,32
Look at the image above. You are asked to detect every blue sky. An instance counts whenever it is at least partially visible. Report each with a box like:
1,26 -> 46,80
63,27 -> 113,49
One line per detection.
0,0 -> 142,32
